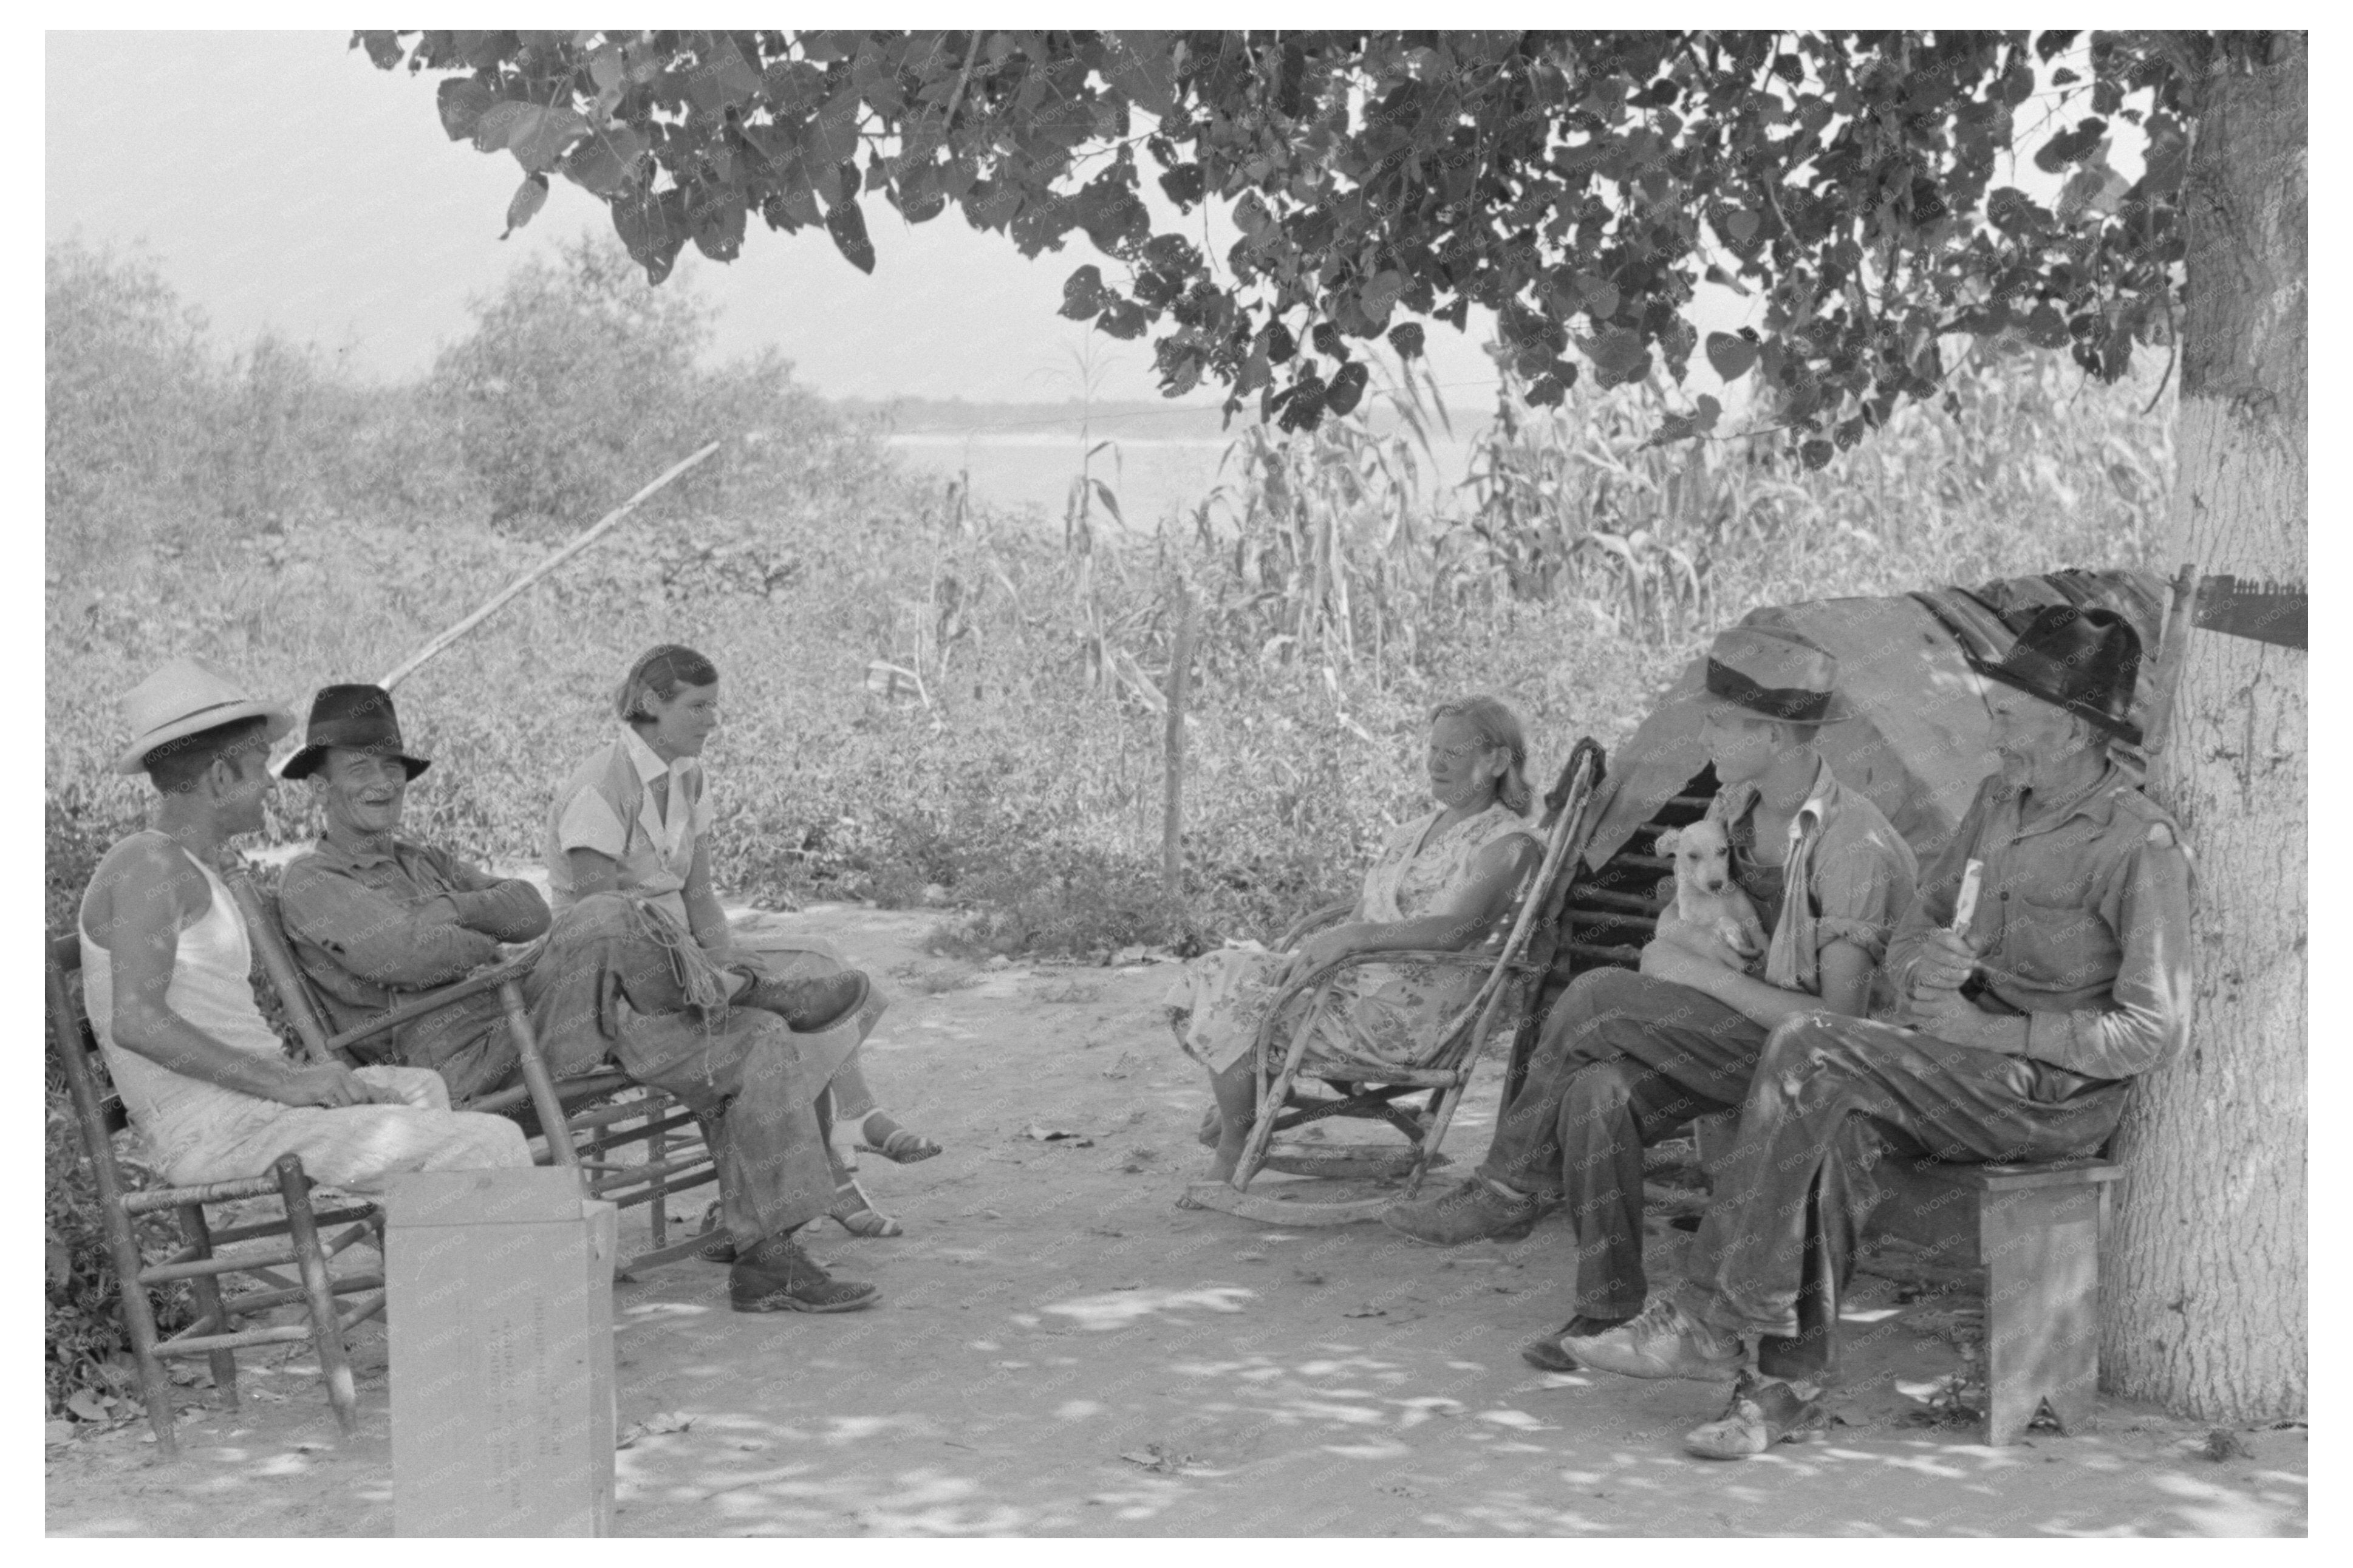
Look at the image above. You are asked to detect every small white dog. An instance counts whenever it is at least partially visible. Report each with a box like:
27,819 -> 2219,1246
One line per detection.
1655,819 -> 1767,969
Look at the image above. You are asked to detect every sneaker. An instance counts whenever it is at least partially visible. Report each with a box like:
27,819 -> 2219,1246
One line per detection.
738,970 -> 871,1032
1559,1298 -> 1743,1382
728,1233 -> 879,1313
1381,1178 -> 1538,1246
1520,1314 -> 1635,1372
1682,1372 -> 1828,1459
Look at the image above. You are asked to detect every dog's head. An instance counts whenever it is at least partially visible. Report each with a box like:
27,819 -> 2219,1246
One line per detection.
1657,819 -> 1734,896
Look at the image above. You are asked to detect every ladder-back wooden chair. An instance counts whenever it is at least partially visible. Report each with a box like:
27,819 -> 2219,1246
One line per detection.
1183,738 -> 1607,1225
47,936 -> 386,1459
1503,763 -> 1716,1100
231,873 -> 718,1277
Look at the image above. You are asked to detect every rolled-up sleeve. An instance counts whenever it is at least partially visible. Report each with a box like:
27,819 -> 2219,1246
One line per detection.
1810,823 -> 1917,964
2021,834 -> 2194,1079
555,786 -> 628,859
279,862 -> 500,989
420,845 -> 551,943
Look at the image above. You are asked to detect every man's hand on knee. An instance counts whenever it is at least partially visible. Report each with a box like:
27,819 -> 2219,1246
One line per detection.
277,1062 -> 406,1108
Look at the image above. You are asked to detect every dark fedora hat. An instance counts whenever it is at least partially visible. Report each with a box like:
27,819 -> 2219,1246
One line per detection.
279,684 -> 431,781
1704,625 -> 1853,725
1966,604 -> 2144,746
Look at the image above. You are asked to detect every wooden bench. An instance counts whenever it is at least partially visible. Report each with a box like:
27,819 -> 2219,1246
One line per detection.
1692,1111 -> 2122,1445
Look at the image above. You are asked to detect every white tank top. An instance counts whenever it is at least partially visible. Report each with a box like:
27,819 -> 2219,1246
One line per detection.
79,833 -> 285,1170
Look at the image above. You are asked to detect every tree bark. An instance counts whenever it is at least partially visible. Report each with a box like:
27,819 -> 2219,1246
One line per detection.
2105,32 -> 2306,1423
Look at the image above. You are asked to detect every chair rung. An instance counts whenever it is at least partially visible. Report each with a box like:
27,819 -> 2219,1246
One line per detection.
586,1153 -> 715,1193
152,1321 -> 323,1356
175,1275 -> 387,1327
121,1175 -> 282,1214
337,1290 -> 388,1331
143,1246 -> 301,1283
596,1166 -> 719,1208
567,1096 -> 695,1134
200,1205 -> 378,1250
578,1113 -> 706,1151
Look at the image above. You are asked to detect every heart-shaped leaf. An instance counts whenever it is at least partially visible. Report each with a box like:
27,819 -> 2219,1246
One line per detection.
437,78 -> 496,141
1705,331 -> 1758,381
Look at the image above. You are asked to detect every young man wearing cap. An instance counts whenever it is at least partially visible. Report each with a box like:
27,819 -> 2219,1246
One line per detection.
275,684 -> 879,1312
1384,627 -> 1918,1369
1559,606 -> 2193,1459
75,660 -> 532,1194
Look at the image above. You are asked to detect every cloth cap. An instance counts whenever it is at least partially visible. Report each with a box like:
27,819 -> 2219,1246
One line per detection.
113,656 -> 295,775
1704,626 -> 1852,725
278,684 -> 431,781
1965,604 -> 2144,745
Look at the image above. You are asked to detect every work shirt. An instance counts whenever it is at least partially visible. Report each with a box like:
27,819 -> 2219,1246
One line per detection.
278,836 -> 550,1049
1709,755 -> 1919,995
1879,761 -> 2194,1081
544,726 -> 713,927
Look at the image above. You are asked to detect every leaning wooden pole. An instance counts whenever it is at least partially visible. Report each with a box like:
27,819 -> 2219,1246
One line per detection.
375,441 -> 722,692
1161,576 -> 1198,901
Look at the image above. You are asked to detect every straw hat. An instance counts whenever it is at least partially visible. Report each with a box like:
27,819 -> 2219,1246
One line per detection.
112,657 -> 295,775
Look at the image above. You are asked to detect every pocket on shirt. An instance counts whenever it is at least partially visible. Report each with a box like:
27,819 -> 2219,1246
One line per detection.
2001,898 -> 2120,992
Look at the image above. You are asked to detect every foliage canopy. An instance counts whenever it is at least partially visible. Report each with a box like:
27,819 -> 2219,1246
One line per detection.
357,29 -> 2239,465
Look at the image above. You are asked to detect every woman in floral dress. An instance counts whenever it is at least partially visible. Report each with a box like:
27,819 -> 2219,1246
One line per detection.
1167,696 -> 1543,1182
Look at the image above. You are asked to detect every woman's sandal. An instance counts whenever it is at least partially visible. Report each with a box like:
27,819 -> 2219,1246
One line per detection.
826,1174 -> 904,1238
854,1122 -> 944,1164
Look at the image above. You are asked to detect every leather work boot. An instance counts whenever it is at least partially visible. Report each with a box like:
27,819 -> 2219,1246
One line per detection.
1520,1314 -> 1636,1372
728,1233 -> 879,1314
1559,1298 -> 1744,1382
737,969 -> 872,1032
1682,1372 -> 1829,1459
1381,1176 -> 1538,1246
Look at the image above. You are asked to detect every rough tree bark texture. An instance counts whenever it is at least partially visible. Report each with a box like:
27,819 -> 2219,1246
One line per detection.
2106,32 -> 2306,1423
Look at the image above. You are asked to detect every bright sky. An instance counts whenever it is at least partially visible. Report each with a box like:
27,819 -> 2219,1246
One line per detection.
44,30 -> 1525,407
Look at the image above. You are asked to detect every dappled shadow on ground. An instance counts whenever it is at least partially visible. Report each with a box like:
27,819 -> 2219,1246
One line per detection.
47,920 -> 2307,1538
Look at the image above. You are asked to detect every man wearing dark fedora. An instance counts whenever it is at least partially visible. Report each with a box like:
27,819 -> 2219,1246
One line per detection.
1385,626 -> 1918,1365
277,683 -> 883,1312
75,660 -> 532,1194
1559,605 -> 2193,1460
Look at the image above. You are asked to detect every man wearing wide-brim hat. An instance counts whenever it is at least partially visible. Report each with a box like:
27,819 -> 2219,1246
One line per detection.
1386,625 -> 1918,1372
73,659 -> 531,1195
274,681 -> 883,1312
1559,605 -> 2194,1461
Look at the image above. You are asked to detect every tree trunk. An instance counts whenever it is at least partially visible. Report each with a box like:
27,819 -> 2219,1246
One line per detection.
2105,32 -> 2306,1423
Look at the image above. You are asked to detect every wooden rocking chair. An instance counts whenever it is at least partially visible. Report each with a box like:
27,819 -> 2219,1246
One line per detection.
231,874 -> 719,1277
1182,738 -> 1607,1225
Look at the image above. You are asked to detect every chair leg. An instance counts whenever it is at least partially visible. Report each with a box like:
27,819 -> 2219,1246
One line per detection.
176,1203 -> 241,1411
273,1156 -> 360,1441
1404,1081 -> 1469,1199
647,1093 -> 669,1253
104,1211 -> 182,1459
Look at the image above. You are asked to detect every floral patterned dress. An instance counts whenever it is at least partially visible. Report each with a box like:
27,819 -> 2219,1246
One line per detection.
1166,801 -> 1539,1075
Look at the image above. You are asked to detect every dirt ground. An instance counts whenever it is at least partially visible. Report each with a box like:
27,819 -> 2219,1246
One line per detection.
46,905 -> 2307,1538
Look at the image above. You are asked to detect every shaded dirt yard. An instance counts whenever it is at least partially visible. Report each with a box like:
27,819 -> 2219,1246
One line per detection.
47,905 -> 2306,1536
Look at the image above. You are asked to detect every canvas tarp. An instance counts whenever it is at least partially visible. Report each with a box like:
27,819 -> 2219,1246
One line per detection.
1580,568 -> 2170,871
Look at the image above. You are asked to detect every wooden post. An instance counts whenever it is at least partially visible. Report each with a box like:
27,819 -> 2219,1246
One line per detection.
2139,561 -> 2200,757
1163,578 -> 1198,901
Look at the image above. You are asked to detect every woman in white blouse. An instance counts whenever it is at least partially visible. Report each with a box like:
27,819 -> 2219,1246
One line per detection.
545,644 -> 940,1238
